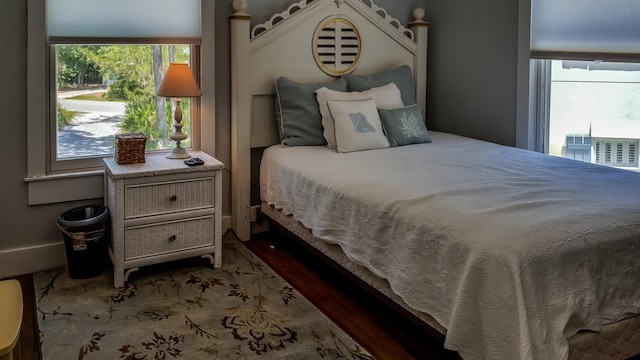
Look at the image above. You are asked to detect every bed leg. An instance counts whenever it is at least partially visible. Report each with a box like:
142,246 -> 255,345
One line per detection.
265,222 -> 287,250
255,207 -> 264,226
258,210 -> 289,250
266,230 -> 282,249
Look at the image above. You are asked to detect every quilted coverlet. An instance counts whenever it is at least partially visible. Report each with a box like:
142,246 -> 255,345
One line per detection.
259,131 -> 640,360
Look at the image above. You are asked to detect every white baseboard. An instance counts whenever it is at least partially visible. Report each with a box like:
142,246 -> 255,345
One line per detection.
222,215 -> 231,235
222,213 -> 270,239
0,215 -> 235,278
222,213 -> 270,240
0,242 -> 66,278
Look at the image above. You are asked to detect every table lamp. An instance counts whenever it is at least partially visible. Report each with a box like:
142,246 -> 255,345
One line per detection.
157,62 -> 202,159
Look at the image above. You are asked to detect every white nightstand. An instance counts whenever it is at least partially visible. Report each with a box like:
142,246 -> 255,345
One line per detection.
103,151 -> 224,288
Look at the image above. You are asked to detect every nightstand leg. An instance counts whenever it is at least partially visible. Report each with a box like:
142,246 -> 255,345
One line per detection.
202,254 -> 214,266
124,268 -> 139,283
109,247 -> 125,288
114,270 -> 124,288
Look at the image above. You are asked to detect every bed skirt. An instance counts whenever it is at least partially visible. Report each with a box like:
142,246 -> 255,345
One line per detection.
260,202 -> 640,360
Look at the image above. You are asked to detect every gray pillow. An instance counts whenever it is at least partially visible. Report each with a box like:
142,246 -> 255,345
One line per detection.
378,104 -> 432,147
343,65 -> 416,106
275,76 -> 348,146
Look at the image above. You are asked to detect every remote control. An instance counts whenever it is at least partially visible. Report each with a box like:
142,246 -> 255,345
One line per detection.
184,157 -> 204,166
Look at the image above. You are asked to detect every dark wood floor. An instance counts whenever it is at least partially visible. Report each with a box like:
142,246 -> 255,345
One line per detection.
240,230 -> 462,360
8,231 -> 461,360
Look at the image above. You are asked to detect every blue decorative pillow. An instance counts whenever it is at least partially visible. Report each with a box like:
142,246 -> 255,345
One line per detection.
378,104 -> 432,147
343,65 -> 416,106
275,77 -> 348,146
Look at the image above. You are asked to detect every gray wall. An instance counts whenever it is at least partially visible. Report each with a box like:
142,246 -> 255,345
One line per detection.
0,0 -> 521,276
426,0 -> 520,146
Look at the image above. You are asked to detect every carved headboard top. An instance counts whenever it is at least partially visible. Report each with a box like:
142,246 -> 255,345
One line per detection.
243,0 -> 423,40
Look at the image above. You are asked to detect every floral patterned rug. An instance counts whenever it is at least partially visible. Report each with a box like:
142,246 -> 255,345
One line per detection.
34,233 -> 372,359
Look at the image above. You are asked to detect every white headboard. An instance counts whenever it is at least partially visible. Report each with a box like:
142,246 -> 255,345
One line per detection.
230,0 -> 429,239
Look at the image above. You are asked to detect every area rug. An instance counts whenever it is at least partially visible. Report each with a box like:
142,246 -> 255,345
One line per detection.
34,233 -> 372,359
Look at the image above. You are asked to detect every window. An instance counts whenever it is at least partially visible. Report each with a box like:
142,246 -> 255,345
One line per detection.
27,0 -> 215,204
529,0 -> 640,172
542,60 -> 640,171
53,44 -> 195,165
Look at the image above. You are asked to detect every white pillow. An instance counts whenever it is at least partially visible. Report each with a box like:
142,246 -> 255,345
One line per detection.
316,83 -> 403,149
327,98 -> 390,153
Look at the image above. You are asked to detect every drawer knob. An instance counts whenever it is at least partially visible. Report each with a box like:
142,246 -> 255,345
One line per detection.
169,195 -> 177,201
168,234 -> 177,242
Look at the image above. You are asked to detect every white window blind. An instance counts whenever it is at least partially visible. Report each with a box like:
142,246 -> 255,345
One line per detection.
530,0 -> 640,61
47,0 -> 201,41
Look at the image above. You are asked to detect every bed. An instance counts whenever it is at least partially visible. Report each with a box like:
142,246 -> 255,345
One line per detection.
228,1 -> 640,359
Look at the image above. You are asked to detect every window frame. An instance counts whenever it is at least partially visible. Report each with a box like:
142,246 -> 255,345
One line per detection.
515,0 -> 539,152
26,0 -> 215,205
531,58 -> 551,154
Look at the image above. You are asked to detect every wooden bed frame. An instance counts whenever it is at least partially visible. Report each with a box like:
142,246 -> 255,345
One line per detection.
228,1 -> 640,359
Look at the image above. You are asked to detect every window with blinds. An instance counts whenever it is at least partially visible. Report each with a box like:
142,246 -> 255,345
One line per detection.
530,2 -> 640,172
45,0 -> 202,171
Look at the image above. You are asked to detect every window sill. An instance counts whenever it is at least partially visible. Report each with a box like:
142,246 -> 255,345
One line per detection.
24,170 -> 104,205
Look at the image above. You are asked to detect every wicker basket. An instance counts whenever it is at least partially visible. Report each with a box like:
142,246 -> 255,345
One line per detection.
115,133 -> 147,164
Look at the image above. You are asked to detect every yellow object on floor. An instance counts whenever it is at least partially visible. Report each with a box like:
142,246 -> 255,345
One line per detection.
0,279 -> 22,360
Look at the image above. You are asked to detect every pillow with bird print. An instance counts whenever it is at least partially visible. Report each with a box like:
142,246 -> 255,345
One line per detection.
327,98 -> 390,153
315,83 -> 403,150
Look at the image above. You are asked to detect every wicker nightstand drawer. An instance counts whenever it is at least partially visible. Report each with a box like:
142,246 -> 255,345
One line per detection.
124,216 -> 214,260
124,178 -> 215,219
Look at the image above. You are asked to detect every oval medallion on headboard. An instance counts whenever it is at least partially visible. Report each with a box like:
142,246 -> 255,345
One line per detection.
313,16 -> 361,77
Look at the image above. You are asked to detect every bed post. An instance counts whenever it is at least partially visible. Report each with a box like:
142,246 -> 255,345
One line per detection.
230,1 -> 252,240
409,8 -> 429,121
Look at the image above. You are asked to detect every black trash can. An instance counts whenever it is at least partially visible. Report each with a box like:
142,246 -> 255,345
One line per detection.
57,205 -> 109,279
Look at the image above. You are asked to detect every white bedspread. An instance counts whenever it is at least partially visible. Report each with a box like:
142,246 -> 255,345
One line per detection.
259,131 -> 640,360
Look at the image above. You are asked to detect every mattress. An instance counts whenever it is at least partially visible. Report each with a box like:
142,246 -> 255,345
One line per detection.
259,131 -> 640,360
